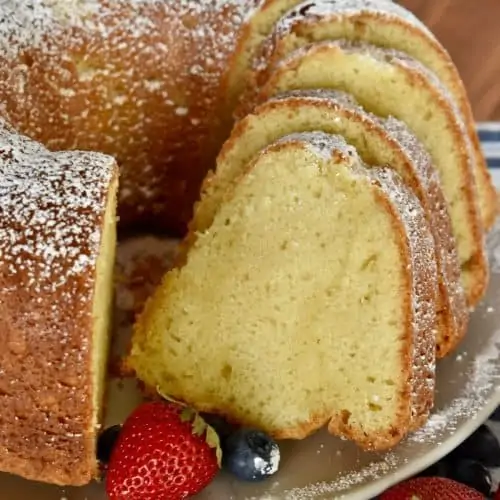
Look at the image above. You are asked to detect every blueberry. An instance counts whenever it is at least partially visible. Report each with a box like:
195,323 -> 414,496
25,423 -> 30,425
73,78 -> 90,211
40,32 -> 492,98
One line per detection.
449,424 -> 500,467
489,405 -> 500,422
446,459 -> 492,496
418,460 -> 450,478
97,425 -> 122,464
222,428 -> 280,482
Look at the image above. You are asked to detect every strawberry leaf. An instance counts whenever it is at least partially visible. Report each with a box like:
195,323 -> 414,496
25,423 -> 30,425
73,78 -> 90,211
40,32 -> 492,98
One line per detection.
192,413 -> 207,436
205,424 -> 223,468
180,407 -> 197,423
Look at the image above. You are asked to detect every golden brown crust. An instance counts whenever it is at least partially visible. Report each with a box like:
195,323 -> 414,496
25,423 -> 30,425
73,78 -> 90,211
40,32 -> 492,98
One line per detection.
0,119 -> 118,486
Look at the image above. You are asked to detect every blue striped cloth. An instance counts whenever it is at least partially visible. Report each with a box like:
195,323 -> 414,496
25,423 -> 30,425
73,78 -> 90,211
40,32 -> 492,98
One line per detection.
479,122 -> 500,186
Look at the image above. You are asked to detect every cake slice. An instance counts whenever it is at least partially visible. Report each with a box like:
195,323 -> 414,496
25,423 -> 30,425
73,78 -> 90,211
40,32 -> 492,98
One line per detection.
243,40 -> 487,306
129,132 -> 438,451
190,90 -> 466,358
245,0 -> 497,230
0,119 -> 118,485
223,0 -> 304,118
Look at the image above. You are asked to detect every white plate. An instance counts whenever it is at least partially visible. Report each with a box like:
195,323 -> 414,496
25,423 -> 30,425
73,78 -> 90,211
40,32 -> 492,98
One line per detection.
2,218 -> 500,500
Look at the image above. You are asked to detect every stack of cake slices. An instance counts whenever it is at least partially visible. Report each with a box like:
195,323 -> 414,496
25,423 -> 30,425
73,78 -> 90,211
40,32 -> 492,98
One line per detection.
130,0 -> 496,451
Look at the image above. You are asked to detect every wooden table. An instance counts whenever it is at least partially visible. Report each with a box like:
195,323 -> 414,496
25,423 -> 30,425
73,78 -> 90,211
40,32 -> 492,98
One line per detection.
400,0 -> 500,121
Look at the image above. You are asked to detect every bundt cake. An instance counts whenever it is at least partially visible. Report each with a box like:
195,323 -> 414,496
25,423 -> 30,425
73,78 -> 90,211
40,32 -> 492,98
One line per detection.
129,132 -> 438,450
0,0 -> 495,491
191,89 -> 466,358
0,118 -> 118,485
247,0 -> 498,231
244,40 -> 488,306
0,0 -> 256,234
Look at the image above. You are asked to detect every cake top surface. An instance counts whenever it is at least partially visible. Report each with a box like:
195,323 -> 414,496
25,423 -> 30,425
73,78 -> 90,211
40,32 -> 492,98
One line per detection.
0,0 -> 254,59
0,0 -> 256,210
0,118 -> 115,296
368,164 -> 437,407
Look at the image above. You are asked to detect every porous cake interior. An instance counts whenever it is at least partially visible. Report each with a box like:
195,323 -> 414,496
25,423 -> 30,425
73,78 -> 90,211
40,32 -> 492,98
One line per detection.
132,146 -> 410,439
258,43 -> 478,293
90,177 -> 118,452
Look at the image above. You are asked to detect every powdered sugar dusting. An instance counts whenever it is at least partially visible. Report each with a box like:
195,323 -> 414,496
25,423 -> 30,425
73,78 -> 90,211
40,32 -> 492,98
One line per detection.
409,341 -> 500,444
263,337 -> 500,499
0,118 -> 115,294
6,219 -> 494,497
268,87 -> 354,105
370,166 -> 438,423
0,0 -> 250,57
0,116 -> 116,485
247,452 -> 401,500
382,116 -> 467,353
276,0 -> 433,42
253,446 -> 280,477
274,130 -> 358,161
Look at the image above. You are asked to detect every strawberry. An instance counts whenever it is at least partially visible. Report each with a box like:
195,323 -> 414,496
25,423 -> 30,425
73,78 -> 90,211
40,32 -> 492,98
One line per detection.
495,487 -> 500,500
380,477 -> 485,499
105,400 -> 221,500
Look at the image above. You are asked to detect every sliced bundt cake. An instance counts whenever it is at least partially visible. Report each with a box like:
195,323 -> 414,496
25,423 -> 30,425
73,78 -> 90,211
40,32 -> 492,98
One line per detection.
0,119 -> 118,485
191,90 -> 466,358
243,40 -> 487,306
246,0 -> 497,230
129,132 -> 438,451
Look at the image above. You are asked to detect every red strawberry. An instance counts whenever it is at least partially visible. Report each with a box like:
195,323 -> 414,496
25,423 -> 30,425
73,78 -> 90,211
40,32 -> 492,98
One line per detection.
105,401 -> 221,500
495,487 -> 500,500
380,477 -> 485,499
